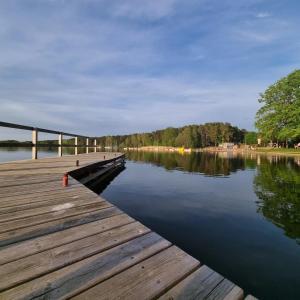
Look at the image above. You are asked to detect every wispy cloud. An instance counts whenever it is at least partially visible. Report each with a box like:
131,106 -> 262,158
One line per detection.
256,12 -> 271,18
111,0 -> 177,20
0,0 -> 299,139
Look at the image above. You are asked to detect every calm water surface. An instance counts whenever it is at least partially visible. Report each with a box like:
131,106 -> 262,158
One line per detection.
0,149 -> 299,299
0,146 -> 96,162
100,151 -> 300,300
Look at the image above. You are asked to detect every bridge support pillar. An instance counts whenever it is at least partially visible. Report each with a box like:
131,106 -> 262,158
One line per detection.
86,138 -> 89,154
58,133 -> 63,157
94,139 -> 97,152
32,128 -> 38,160
75,136 -> 78,155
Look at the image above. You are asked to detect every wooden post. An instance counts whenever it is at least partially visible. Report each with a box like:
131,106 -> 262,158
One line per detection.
58,133 -> 63,157
32,128 -> 38,160
75,136 -> 78,155
86,138 -> 89,154
94,139 -> 97,152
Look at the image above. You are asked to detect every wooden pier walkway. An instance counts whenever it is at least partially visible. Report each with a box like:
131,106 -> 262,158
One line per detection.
0,152 -> 253,300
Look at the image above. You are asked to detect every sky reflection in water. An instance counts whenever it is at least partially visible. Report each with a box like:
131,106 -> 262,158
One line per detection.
100,151 -> 300,300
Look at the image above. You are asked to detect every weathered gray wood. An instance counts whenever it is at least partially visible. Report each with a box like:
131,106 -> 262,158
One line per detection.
0,206 -> 122,247
0,222 -> 150,291
0,183 -> 87,205
160,266 -> 244,299
245,295 -> 258,300
158,265 -> 226,300
80,163 -> 116,185
0,195 -> 105,221
0,180 -> 80,198
0,190 -> 95,212
206,278 -> 243,300
0,232 -> 170,300
223,286 -> 244,300
72,246 -> 200,300
0,153 -> 124,177
0,201 -> 112,234
0,174 -> 60,188
0,152 -> 249,300
0,213 -> 133,265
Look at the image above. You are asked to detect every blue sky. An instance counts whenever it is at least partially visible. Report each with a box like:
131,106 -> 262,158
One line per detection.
0,0 -> 299,139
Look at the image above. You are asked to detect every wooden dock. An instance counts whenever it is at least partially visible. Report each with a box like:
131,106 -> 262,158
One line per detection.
0,152 -> 253,300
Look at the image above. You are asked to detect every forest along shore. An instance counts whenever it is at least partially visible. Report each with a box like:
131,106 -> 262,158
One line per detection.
124,146 -> 300,157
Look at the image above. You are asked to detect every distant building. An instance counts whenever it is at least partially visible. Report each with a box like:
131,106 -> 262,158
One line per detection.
219,143 -> 234,150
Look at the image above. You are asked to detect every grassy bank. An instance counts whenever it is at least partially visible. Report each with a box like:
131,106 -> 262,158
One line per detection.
255,147 -> 300,156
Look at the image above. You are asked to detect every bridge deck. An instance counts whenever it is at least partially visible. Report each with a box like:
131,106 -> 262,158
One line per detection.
0,152 -> 250,300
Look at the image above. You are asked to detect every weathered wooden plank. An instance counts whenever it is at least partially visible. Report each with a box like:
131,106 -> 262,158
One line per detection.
0,222 -> 150,291
0,206 -> 122,247
206,278 -> 243,300
0,152 -> 119,168
245,295 -> 258,300
0,213 -> 134,265
160,265 -> 244,300
0,152 -> 249,300
0,201 -> 112,234
80,163 -> 115,185
0,180 -> 80,198
158,265 -> 225,300
223,286 -> 244,300
0,174 -> 60,188
72,246 -> 200,300
0,184 -> 93,207
0,195 -> 105,221
0,189 -> 94,212
0,232 -> 170,300
0,154 -> 124,177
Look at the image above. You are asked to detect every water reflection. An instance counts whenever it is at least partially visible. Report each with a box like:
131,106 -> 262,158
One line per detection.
86,165 -> 126,194
254,156 -> 300,243
0,146 -> 102,161
126,151 -> 252,176
126,151 -> 300,243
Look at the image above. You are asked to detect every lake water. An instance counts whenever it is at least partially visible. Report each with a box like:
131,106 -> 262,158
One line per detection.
0,148 -> 299,299
101,151 -> 300,300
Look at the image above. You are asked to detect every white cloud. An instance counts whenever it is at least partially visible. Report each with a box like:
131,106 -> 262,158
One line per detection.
112,0 -> 177,20
0,0 -> 299,140
256,12 -> 271,18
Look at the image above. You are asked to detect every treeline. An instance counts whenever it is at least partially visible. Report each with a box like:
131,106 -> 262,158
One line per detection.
97,122 -> 246,148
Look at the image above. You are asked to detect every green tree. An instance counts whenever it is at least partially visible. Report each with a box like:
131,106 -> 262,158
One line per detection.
245,132 -> 258,145
161,127 -> 178,146
255,70 -> 300,145
97,122 -> 246,149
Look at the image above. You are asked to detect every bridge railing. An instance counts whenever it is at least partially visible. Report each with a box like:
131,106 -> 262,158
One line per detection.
0,121 -> 99,159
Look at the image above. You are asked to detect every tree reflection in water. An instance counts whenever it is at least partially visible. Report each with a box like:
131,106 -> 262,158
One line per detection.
126,151 -> 300,244
125,151 -> 248,177
254,156 -> 300,244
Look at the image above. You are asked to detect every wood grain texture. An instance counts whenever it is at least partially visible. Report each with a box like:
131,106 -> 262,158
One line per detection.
0,233 -> 171,300
0,213 -> 133,265
244,296 -> 258,300
0,206 -> 122,247
72,246 -> 200,300
0,153 -> 250,300
0,201 -> 112,234
0,222 -> 150,291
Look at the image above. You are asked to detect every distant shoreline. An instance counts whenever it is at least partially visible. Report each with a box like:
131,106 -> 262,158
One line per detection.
124,146 -> 300,157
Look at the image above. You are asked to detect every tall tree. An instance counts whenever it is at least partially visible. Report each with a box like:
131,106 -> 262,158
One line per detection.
255,70 -> 300,145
